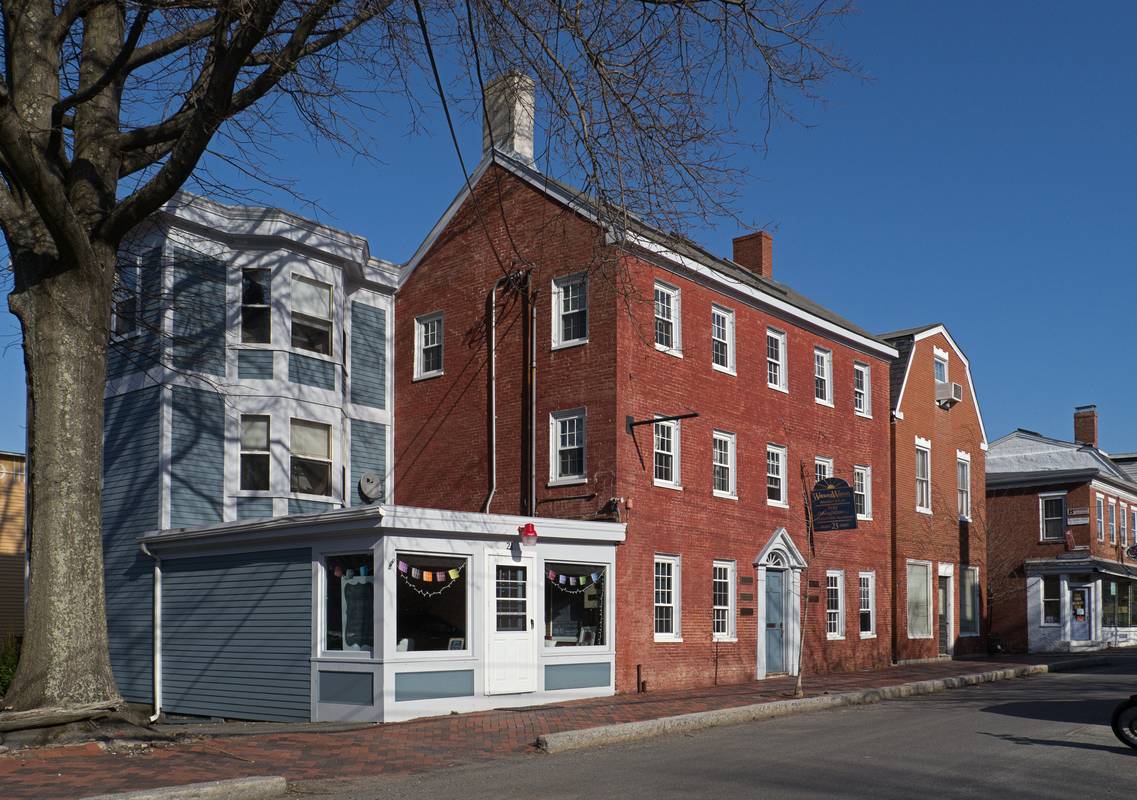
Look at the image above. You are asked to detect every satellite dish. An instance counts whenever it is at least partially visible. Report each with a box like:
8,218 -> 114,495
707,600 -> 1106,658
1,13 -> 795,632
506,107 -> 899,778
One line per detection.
359,472 -> 383,503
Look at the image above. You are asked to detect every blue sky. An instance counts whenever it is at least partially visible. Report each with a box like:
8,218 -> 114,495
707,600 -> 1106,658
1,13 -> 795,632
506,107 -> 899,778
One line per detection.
1,1 -> 1134,454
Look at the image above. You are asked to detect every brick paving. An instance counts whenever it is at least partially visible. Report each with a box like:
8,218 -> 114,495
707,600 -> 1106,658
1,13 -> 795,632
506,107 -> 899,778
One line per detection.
0,658 -> 1074,799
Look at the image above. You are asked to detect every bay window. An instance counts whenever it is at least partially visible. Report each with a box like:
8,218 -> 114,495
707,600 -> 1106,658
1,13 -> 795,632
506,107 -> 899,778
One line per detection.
241,268 -> 271,344
325,553 -> 374,652
290,418 -> 332,495
240,414 -> 270,491
395,553 -> 468,652
291,275 -> 332,355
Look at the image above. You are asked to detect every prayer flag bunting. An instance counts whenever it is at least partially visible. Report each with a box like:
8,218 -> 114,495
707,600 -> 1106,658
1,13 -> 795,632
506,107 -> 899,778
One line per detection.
398,561 -> 408,574
449,568 -> 461,579
435,571 -> 446,582
423,571 -> 433,583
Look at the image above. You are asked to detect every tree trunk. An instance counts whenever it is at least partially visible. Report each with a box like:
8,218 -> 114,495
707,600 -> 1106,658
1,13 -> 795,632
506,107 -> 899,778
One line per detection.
3,249 -> 121,712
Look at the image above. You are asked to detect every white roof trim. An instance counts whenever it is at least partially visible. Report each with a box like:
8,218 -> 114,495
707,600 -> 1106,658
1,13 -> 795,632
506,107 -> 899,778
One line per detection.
891,324 -> 988,449
754,526 -> 808,570
400,154 -> 897,359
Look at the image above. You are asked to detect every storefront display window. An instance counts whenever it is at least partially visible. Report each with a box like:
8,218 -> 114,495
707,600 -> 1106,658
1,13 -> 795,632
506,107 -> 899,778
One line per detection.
544,563 -> 606,647
325,553 -> 374,652
396,554 -> 468,651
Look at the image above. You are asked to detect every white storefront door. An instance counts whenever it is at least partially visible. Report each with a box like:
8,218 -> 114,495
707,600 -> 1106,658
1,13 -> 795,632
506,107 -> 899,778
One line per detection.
486,553 -> 537,695
1070,586 -> 1092,641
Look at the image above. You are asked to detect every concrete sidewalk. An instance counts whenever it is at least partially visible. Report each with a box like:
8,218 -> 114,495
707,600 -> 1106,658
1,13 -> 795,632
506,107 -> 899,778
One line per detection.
0,655 -> 1106,800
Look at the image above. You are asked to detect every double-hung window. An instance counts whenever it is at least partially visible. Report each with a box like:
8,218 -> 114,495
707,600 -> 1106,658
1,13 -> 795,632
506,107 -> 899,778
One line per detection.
414,312 -> 444,379
767,444 -> 787,506
112,261 -> 142,339
814,348 -> 833,405
550,409 -> 586,484
290,418 -> 332,496
858,572 -> 876,638
853,362 -> 871,417
653,418 -> 681,488
907,561 -> 932,638
815,457 -> 833,487
291,275 -> 332,355
711,305 -> 735,373
1042,575 -> 1060,625
915,439 -> 932,513
712,560 -> 736,640
712,431 -> 736,498
1097,495 -> 1105,542
1039,493 -> 1067,541
934,353 -> 949,385
241,268 -> 271,344
853,465 -> 872,519
552,273 -> 588,347
240,415 -> 270,491
654,282 -> 681,355
961,567 -> 980,636
766,329 -> 787,391
1109,500 -> 1117,544
654,555 -> 681,640
957,453 -> 971,520
826,570 -> 845,639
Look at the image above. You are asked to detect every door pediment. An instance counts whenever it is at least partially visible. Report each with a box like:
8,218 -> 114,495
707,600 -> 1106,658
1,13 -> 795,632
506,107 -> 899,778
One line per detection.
753,527 -> 807,570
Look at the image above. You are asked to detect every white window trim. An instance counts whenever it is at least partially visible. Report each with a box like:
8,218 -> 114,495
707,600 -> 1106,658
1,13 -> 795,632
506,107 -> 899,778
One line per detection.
318,549 -> 378,658
854,465 -> 873,520
960,566 -> 981,638
551,272 -> 589,349
653,281 -> 682,357
1040,574 -> 1062,628
813,347 -> 834,407
766,328 -> 788,393
915,437 -> 932,515
289,417 -> 334,500
238,413 -> 271,493
1038,491 -> 1067,542
712,560 -> 737,642
710,304 -> 736,375
1122,503 -> 1129,547
766,443 -> 789,508
933,347 -> 950,385
549,408 -> 587,486
653,417 -> 682,490
858,571 -> 877,639
1097,494 -> 1105,542
853,362 -> 872,418
712,430 -> 737,499
957,450 -> 972,522
112,258 -> 143,341
814,457 -> 834,487
413,312 -> 444,380
906,559 -> 934,640
654,554 -> 682,642
1109,499 -> 1118,544
826,570 -> 845,640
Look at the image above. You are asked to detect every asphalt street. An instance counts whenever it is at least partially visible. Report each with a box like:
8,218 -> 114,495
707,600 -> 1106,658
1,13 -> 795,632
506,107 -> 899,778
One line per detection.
293,654 -> 1137,799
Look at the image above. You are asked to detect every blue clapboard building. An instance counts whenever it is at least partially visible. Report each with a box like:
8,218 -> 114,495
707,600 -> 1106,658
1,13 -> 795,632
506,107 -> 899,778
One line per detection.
103,193 -> 624,724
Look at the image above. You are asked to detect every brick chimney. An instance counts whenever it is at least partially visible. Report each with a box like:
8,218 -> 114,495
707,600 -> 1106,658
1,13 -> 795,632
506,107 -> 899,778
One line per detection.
732,231 -> 773,279
1074,404 -> 1098,448
482,72 -> 535,165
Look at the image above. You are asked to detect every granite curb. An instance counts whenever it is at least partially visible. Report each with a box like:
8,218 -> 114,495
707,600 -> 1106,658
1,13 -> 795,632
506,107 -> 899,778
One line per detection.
80,776 -> 287,800
537,657 -> 1109,754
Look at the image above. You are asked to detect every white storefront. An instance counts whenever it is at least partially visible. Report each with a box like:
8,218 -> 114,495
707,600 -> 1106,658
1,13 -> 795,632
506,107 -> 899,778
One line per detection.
1025,556 -> 1137,653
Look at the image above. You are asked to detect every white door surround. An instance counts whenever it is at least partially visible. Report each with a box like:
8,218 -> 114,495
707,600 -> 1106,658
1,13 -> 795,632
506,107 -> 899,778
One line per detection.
754,527 -> 807,680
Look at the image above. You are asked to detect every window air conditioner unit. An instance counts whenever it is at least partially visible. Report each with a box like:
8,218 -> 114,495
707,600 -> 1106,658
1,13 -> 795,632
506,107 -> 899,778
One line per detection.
936,381 -> 963,408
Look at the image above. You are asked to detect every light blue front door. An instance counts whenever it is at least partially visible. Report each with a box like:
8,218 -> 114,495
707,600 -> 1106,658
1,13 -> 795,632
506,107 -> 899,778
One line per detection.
766,570 -> 785,673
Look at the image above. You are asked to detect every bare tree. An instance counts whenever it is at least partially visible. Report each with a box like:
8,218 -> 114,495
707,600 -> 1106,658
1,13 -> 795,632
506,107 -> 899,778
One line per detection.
0,0 -> 856,717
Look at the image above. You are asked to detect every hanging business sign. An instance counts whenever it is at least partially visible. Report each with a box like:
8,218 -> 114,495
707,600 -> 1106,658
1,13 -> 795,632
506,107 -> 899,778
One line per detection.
810,478 -> 858,532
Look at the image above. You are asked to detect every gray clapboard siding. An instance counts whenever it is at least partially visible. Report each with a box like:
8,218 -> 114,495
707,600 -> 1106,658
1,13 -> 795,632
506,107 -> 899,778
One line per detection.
349,419 -> 386,506
107,249 -> 164,380
171,249 -> 226,376
162,548 -> 312,722
235,497 -> 274,520
169,386 -> 224,528
288,353 -> 335,389
102,387 -> 161,703
288,498 -> 335,516
349,302 -> 386,409
237,350 -> 274,380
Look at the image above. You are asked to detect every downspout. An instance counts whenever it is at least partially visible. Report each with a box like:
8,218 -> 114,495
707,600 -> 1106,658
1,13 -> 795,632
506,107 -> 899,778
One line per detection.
529,282 -> 537,516
140,541 -> 161,723
482,276 -> 509,513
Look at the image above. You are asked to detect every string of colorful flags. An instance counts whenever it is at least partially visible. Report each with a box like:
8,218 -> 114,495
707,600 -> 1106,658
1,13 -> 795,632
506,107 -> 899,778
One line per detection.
398,559 -> 466,598
547,567 -> 605,595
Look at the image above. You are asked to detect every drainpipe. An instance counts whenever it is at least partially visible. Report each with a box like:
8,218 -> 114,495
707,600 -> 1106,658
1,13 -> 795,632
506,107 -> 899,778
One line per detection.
140,541 -> 162,723
482,276 -> 510,513
528,284 -> 537,516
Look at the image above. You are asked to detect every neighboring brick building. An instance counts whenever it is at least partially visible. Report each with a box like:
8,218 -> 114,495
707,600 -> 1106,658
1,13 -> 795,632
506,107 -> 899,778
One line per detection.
881,326 -> 988,662
396,75 -> 898,692
986,406 -> 1137,653
0,451 -> 26,639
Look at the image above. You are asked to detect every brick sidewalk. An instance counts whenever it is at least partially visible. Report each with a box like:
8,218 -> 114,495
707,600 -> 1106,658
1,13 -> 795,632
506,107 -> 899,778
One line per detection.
0,658 -> 1078,799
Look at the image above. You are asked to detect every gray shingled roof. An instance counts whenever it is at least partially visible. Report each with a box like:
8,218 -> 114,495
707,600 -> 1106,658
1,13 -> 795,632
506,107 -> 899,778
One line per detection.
497,153 -> 892,350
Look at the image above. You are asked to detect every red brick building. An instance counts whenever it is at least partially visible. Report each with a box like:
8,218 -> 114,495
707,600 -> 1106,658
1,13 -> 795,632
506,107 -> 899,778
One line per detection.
881,326 -> 988,662
394,77 -> 899,692
986,406 -> 1137,653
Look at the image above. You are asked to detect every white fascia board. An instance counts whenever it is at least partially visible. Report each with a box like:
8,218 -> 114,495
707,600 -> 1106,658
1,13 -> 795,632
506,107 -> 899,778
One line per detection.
382,505 -> 626,543
621,231 -> 897,359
